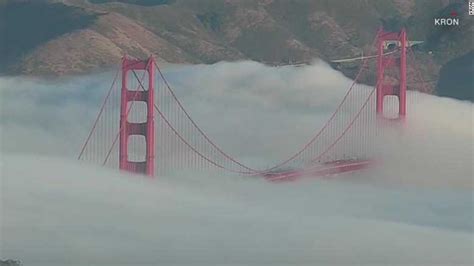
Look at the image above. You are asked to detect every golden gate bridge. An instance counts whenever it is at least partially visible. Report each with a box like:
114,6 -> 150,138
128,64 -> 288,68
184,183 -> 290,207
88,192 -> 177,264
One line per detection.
77,28 -> 429,182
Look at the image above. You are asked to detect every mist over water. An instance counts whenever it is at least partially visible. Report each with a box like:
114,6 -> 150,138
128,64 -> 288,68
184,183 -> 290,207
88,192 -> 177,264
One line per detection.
1,60 -> 473,265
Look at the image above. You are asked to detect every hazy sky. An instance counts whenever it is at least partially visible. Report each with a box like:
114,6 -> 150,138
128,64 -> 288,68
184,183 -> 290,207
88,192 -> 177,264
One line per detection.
0,60 -> 473,265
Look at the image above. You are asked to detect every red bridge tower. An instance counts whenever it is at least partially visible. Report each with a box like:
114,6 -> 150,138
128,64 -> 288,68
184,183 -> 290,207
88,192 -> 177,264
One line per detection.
119,56 -> 155,176
376,28 -> 407,119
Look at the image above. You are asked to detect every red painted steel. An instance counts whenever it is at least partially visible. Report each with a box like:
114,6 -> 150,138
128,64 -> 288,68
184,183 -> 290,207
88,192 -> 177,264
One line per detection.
119,56 -> 155,176
78,29 -> 421,181
149,30 -> 382,176
376,28 -> 407,118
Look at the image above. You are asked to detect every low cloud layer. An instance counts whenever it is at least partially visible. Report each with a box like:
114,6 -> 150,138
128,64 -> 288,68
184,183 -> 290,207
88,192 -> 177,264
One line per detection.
0,60 -> 473,265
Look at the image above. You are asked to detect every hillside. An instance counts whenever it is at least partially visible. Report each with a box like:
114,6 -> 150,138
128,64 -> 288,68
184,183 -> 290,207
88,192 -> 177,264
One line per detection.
0,0 -> 472,99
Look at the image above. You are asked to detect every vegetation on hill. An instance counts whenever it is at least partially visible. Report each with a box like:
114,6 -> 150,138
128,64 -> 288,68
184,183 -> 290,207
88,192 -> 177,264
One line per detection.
0,0 -> 472,100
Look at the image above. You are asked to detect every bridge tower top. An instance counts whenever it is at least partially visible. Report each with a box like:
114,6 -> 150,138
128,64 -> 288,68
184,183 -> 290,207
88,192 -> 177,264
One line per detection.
376,28 -> 407,119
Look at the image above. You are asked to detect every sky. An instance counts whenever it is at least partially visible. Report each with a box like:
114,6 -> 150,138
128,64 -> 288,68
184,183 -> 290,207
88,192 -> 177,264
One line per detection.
0,60 -> 473,265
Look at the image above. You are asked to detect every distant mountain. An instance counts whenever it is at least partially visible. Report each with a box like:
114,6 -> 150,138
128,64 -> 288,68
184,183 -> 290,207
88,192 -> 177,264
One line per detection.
438,51 -> 473,101
0,0 -> 472,100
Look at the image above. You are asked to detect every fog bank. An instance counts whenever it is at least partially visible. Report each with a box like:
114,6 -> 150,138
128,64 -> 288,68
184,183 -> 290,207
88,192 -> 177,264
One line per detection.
1,60 -> 472,265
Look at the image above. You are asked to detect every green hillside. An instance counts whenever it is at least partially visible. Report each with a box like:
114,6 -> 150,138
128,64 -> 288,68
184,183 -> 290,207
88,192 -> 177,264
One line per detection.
0,0 -> 472,100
